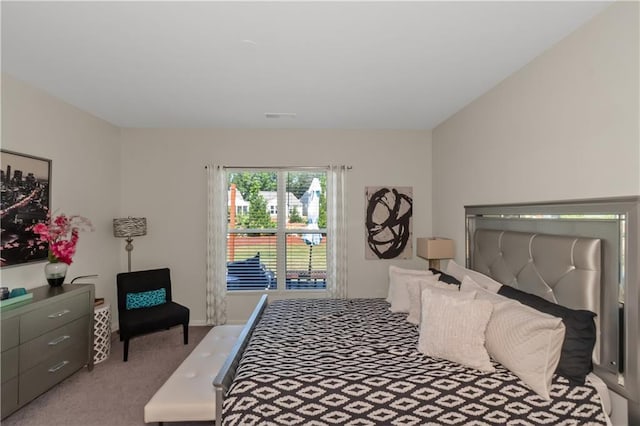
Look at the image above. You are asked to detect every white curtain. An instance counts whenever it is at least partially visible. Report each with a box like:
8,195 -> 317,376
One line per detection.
326,165 -> 348,299
206,165 -> 227,325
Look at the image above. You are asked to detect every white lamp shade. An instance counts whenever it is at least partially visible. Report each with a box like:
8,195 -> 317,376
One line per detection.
416,237 -> 455,260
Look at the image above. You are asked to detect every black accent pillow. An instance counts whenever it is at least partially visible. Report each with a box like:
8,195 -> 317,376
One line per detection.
429,268 -> 461,286
497,285 -> 596,384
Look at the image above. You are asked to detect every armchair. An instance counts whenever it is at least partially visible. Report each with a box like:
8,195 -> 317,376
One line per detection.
116,268 -> 190,361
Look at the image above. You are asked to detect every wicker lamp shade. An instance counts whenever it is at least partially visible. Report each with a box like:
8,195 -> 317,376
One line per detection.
113,217 -> 147,238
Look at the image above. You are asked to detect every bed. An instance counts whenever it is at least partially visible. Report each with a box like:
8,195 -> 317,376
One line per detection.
221,297 -> 607,425
215,197 -> 640,425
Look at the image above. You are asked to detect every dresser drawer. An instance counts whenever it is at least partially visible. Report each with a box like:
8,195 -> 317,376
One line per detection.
19,316 -> 89,373
1,377 -> 18,418
20,292 -> 90,342
1,347 -> 19,383
1,316 -> 19,350
19,345 -> 87,405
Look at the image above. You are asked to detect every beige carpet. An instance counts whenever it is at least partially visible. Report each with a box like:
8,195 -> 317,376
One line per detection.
2,326 -> 214,426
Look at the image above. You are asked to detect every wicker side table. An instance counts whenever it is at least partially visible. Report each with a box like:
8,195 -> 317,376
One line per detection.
93,303 -> 111,364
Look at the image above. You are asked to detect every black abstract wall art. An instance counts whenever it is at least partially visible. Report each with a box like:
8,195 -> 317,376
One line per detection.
365,186 -> 413,259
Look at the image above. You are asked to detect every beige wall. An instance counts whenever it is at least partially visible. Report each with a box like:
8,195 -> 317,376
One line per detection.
1,74 -> 122,308
432,1 -> 640,262
119,128 -> 433,323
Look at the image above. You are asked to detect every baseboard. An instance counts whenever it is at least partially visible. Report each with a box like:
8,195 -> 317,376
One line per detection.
110,320 -> 211,334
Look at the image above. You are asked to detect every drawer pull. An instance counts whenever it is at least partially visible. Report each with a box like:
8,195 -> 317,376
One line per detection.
48,335 -> 71,346
48,360 -> 69,373
48,309 -> 71,318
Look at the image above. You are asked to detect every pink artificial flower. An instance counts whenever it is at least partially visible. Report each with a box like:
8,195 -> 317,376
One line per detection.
29,213 -> 93,265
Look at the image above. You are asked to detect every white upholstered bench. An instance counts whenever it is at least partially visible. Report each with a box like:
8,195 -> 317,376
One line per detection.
144,324 -> 244,424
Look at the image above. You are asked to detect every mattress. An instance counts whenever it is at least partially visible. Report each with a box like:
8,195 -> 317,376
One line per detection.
222,298 -> 608,425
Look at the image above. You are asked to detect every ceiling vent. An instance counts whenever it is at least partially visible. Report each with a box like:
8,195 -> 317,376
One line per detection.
265,113 -> 297,119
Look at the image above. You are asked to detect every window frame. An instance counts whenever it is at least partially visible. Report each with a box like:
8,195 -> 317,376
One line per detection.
225,167 -> 328,293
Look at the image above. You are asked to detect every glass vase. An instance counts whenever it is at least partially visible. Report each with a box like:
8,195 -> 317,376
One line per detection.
44,262 -> 68,287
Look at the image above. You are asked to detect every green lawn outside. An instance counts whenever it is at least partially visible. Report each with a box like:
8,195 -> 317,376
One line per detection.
228,237 -> 327,274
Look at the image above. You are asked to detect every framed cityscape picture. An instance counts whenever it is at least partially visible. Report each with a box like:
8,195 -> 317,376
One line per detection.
1,150 -> 51,267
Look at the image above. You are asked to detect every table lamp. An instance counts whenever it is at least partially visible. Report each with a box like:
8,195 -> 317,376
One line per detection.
416,237 -> 455,270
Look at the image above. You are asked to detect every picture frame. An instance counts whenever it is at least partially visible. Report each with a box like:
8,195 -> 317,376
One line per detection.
365,185 -> 413,260
1,149 -> 52,267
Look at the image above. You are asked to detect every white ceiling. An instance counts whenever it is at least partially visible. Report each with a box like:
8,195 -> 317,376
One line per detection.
1,1 -> 612,130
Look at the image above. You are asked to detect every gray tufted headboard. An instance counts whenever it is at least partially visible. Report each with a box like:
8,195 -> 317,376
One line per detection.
471,229 -> 601,363
465,197 -> 640,406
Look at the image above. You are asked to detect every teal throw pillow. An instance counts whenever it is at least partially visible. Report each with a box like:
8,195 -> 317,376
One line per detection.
126,288 -> 166,310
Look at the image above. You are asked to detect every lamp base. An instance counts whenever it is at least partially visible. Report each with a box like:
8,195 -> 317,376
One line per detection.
428,259 -> 442,270
124,237 -> 134,272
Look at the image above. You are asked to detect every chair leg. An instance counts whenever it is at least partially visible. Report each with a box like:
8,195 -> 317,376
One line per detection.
183,323 -> 189,345
123,339 -> 129,362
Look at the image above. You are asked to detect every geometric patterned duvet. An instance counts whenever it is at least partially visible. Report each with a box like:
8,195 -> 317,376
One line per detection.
222,298 -> 607,425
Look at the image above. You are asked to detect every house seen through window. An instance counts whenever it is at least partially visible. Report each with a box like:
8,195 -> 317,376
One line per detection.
226,169 -> 327,291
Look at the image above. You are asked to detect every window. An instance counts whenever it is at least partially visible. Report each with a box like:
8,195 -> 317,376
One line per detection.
226,169 -> 327,291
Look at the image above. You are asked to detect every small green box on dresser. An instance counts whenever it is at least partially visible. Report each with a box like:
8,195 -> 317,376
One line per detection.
1,284 -> 95,419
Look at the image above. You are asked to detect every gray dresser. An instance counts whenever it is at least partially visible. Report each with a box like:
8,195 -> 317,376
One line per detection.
1,284 -> 95,419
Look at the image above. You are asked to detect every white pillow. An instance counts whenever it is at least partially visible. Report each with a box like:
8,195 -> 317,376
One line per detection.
406,278 -> 455,324
417,287 -> 494,372
461,276 -> 565,399
447,260 -> 502,292
387,266 -> 435,312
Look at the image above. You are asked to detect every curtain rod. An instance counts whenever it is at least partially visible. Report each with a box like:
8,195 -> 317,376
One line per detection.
205,165 -> 352,170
